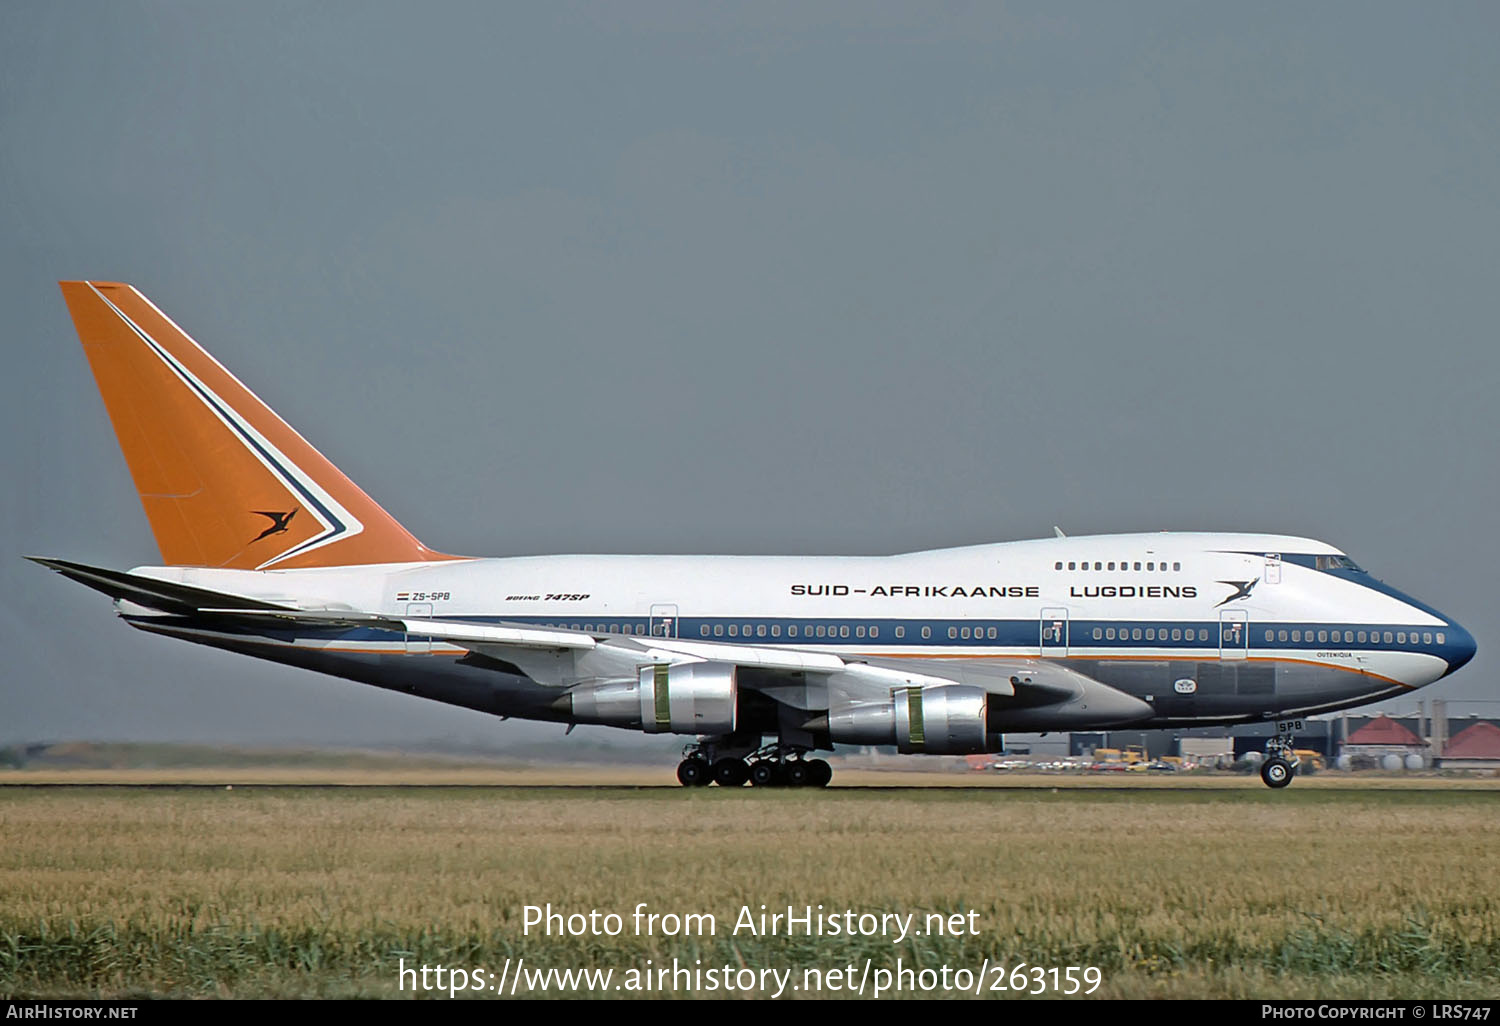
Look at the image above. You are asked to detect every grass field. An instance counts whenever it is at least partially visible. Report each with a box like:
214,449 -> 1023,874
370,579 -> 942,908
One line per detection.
3,778 -> 1500,999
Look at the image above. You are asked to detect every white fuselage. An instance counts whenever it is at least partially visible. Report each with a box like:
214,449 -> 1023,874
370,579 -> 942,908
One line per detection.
131,531 -> 1473,727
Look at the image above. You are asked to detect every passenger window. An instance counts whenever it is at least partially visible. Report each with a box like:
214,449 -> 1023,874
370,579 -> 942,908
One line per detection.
1146,628 -> 1155,640
895,626 -> 905,639
1055,562 -> 1063,570
1383,632 -> 1393,644
1437,632 -> 1445,645
1095,628 -> 1105,640
1265,630 -> 1274,642
840,625 -> 850,638
1343,631 -> 1353,643
871,627 -> 880,639
961,627 -> 970,639
921,626 -> 931,639
1132,628 -> 1142,640
1397,632 -> 1406,644
1423,632 -> 1432,644
1147,562 -> 1155,571
1134,562 -> 1142,571
728,625 -> 738,637
1292,630 -> 1301,642
743,624 -> 752,636
816,625 -> 826,638
788,625 -> 798,637
1357,631 -> 1366,642
1068,562 -> 1076,570
757,625 -> 767,637
771,625 -> 780,637
1171,628 -> 1181,641
1108,562 -> 1116,571
1095,562 -> 1102,570
949,627 -> 958,639
987,627 -> 997,639
1199,629 -> 1209,641
1317,630 -> 1327,643
701,625 -> 710,637
1278,630 -> 1288,642
1173,562 -> 1181,571
856,625 -> 866,638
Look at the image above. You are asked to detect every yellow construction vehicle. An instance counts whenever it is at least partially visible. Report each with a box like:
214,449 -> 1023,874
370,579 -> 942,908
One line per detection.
1292,749 -> 1325,774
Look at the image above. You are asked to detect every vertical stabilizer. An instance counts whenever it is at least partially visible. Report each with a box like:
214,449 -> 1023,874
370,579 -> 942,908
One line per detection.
58,280 -> 458,569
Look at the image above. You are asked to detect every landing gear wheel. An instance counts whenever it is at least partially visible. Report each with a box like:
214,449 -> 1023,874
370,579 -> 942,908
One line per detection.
749,761 -> 782,787
784,761 -> 811,788
712,758 -> 748,787
1260,756 -> 1294,789
677,757 -> 711,787
806,759 -> 832,788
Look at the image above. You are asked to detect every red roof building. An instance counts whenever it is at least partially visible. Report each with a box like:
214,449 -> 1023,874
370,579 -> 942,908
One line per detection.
1440,722 -> 1500,769
1346,715 -> 1426,748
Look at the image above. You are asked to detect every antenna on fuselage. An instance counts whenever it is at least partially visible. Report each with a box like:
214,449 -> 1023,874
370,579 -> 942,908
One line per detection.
1053,526 -> 1067,538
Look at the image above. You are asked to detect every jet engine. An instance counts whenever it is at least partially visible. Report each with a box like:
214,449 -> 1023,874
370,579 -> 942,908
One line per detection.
828,685 -> 1001,754
565,662 -> 738,735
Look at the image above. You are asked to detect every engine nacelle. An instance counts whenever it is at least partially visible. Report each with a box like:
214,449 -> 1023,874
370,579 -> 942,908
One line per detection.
638,662 -> 737,735
566,679 -> 645,729
894,685 -> 1000,754
828,700 -> 897,745
828,686 -> 1001,754
565,663 -> 738,735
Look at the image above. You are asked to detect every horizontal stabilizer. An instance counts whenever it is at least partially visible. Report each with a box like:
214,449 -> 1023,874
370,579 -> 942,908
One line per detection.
218,609 -> 598,651
27,557 -> 290,614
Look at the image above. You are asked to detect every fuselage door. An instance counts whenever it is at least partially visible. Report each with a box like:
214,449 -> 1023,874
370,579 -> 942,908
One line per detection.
1218,609 -> 1248,661
649,603 -> 679,639
404,602 -> 433,655
1040,607 -> 1069,657
1264,553 -> 1282,585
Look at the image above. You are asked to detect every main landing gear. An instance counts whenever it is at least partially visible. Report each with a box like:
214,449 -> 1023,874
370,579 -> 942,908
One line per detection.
676,741 -> 832,789
1260,719 -> 1303,789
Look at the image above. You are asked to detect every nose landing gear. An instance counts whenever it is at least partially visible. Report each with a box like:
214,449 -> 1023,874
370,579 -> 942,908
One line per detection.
1260,756 -> 1294,788
1260,719 -> 1303,789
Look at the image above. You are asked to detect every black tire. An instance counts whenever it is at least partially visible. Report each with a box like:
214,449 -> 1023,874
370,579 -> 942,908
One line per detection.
712,758 -> 748,787
1260,756 -> 1294,789
677,758 -> 711,787
784,761 -> 811,788
749,761 -> 780,787
807,759 -> 832,788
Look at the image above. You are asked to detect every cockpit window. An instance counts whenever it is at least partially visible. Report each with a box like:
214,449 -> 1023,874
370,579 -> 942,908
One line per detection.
1316,555 -> 1364,572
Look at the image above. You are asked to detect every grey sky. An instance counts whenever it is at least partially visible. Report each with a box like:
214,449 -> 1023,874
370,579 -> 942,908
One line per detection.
2,2 -> 1497,747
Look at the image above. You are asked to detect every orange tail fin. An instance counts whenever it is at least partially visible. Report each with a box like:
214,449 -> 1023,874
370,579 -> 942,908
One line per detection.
59,281 -> 457,569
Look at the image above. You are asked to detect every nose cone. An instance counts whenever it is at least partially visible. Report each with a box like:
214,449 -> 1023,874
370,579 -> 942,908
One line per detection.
1443,618 -> 1477,676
